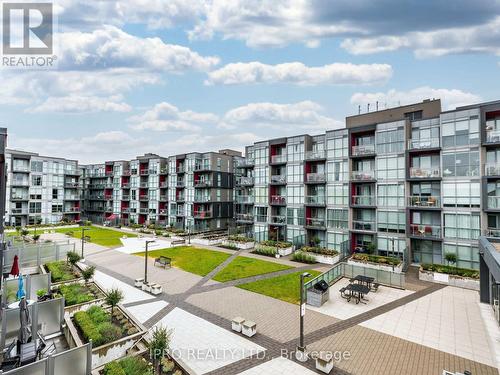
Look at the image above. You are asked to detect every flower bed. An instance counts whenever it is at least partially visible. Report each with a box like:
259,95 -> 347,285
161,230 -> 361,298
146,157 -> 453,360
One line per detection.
348,253 -> 403,273
65,305 -> 146,369
256,241 -> 294,256
43,261 -> 81,283
300,247 -> 340,265
222,235 -> 255,250
419,264 -> 479,290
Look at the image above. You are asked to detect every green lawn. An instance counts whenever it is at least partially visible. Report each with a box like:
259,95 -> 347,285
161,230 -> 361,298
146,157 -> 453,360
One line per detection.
213,256 -> 292,282
238,270 -> 322,304
137,246 -> 231,277
55,226 -> 136,247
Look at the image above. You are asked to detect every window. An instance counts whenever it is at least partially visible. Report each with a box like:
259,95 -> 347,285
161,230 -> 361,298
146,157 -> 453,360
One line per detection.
376,156 -> 405,180
327,161 -> 347,182
327,184 -> 348,206
254,187 -> 268,205
443,243 -> 479,270
254,147 -> 269,166
378,236 -> 406,256
52,188 -> 58,199
32,175 -> 42,186
444,213 -> 480,240
286,186 -> 304,205
286,208 -> 305,226
443,181 -> 480,208
254,167 -> 269,185
29,202 -> 41,214
287,142 -> 304,162
51,204 -> 63,213
327,231 -> 348,252
254,206 -> 268,223
287,227 -> 306,246
326,134 -> 348,159
405,110 -> 423,121
441,116 -> 479,148
286,164 -> 303,183
327,209 -> 348,229
31,161 -> 43,172
412,239 -> 442,264
376,127 -> 404,154
442,149 -> 479,177
377,183 -> 404,207
377,210 -> 405,233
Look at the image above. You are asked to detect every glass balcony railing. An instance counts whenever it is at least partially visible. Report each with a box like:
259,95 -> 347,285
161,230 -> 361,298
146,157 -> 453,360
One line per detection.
11,195 -> 29,200
352,144 -> 375,156
407,196 -> 440,208
410,224 -> 442,238
11,208 -> 28,215
271,154 -> 287,164
351,195 -> 375,206
484,163 -> 500,176
305,150 -> 326,160
237,176 -> 254,185
194,210 -> 212,218
271,175 -> 286,184
270,215 -> 287,224
11,180 -> 29,186
351,170 -> 375,181
160,181 -> 168,188
306,173 -> 326,183
484,228 -> 500,238
175,195 -> 185,201
194,195 -> 211,203
305,218 -> 326,228
236,195 -> 254,204
305,195 -> 325,205
236,213 -> 254,222
408,138 -> 440,150
139,208 -> 149,214
239,158 -> 255,167
176,180 -> 185,187
488,196 -> 500,209
270,195 -> 286,205
194,180 -> 212,187
122,195 -> 130,201
194,163 -> 211,171
409,167 -> 441,178
352,220 -> 376,231
486,130 -> 500,143
139,195 -> 148,201
255,214 -> 268,223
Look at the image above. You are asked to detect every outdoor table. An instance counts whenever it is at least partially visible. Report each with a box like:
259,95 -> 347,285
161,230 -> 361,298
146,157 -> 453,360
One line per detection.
354,275 -> 375,289
345,283 -> 370,304
20,342 -> 37,365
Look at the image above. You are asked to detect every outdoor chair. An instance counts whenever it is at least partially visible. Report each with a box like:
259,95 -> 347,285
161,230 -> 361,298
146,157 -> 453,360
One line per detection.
371,283 -> 380,292
339,287 -> 348,299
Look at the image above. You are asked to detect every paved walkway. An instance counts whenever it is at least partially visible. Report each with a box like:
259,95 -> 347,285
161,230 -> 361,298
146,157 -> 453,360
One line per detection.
85,245 -> 499,375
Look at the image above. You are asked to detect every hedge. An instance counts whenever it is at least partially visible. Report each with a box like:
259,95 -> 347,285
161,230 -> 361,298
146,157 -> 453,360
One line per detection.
45,261 -> 78,283
292,252 -> 317,264
258,240 -> 292,248
301,246 -> 338,256
421,264 -> 479,279
351,253 -> 401,266
58,283 -> 96,306
73,306 -> 123,347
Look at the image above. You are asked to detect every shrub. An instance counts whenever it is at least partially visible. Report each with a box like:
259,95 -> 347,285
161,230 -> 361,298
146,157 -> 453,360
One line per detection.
444,252 -> 458,265
87,305 -> 109,323
58,283 -> 95,306
106,288 -> 124,315
292,252 -> 317,264
67,251 -> 81,269
228,235 -> 253,243
259,240 -> 292,249
36,289 -> 47,298
252,247 -> 277,257
149,326 -> 172,373
74,310 -> 103,345
119,357 -> 152,375
82,266 -> 95,284
351,253 -> 401,266
73,306 -> 124,347
99,322 -> 123,344
45,261 -> 78,282
421,264 -> 479,279
219,243 -> 238,250
301,246 -> 338,256
65,231 -> 74,237
33,234 -> 40,242
103,361 -> 126,375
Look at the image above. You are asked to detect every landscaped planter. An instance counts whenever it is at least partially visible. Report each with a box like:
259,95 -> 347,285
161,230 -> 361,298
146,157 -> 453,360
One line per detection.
255,242 -> 294,257
52,281 -> 107,317
64,305 -> 147,369
222,239 -> 255,250
347,256 -> 403,273
40,261 -> 83,286
191,237 -> 223,246
307,252 -> 340,265
419,268 -> 479,290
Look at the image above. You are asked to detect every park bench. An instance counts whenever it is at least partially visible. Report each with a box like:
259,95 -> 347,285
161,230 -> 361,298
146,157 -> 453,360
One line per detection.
154,256 -> 171,268
171,239 -> 185,246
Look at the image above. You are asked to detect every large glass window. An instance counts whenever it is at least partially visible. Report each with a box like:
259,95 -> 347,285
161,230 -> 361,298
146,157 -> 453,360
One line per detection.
326,133 -> 348,159
287,142 -> 304,162
376,126 -> 404,154
286,186 -> 304,205
444,213 -> 480,240
327,184 -> 348,206
286,164 -> 303,183
286,208 -> 305,226
441,116 -> 479,148
378,235 -> 406,256
327,231 -> 348,252
254,167 -> 269,185
377,210 -> 405,233
254,147 -> 269,166
254,187 -> 268,205
377,183 -> 404,207
327,161 -> 347,182
327,209 -> 348,229
443,243 -> 479,270
376,156 -> 405,180
443,181 -> 480,208
442,149 -> 479,177
412,239 -> 442,264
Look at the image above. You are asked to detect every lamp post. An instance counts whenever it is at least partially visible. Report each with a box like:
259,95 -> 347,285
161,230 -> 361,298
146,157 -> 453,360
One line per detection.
296,272 -> 311,362
144,240 -> 155,284
81,227 -> 89,261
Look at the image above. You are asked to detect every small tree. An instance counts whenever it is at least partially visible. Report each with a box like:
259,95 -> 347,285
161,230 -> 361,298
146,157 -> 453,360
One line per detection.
20,228 -> 29,240
32,234 -> 40,243
105,288 -> 124,316
15,226 -> 21,235
311,236 -> 321,247
81,266 -> 95,284
149,325 -> 172,374
366,243 -> 376,255
445,252 -> 457,267
66,251 -> 81,270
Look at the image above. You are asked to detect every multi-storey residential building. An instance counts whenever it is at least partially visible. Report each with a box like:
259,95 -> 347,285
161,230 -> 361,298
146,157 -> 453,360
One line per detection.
5,149 -> 82,226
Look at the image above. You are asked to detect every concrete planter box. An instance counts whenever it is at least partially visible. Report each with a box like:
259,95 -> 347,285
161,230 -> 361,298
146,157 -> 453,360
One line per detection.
191,238 -> 223,246
278,246 -> 294,256
316,354 -> 334,374
347,257 -> 403,273
306,252 -> 340,265
64,305 -> 146,369
307,288 -> 329,307
418,269 -> 480,291
40,263 -> 83,286
222,240 -> 255,250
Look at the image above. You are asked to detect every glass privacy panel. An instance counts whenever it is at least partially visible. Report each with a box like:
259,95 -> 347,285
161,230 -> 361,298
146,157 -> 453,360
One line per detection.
54,346 -> 88,375
5,360 -> 46,375
3,277 -> 27,305
38,299 -> 63,336
29,274 -> 50,300
3,304 -> 34,346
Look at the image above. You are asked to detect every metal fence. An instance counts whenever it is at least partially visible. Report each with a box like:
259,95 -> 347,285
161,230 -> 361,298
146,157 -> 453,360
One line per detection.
2,241 -> 76,273
305,262 -> 406,292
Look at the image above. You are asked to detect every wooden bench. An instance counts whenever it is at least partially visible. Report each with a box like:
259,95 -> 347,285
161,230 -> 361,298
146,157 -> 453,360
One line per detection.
171,239 -> 185,246
154,256 -> 171,268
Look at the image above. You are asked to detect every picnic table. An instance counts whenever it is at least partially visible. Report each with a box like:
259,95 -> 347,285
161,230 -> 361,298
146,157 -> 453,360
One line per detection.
345,283 -> 370,304
353,275 -> 375,289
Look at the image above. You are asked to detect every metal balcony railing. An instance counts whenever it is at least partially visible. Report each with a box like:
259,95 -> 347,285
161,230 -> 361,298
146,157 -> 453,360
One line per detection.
194,164 -> 211,171
407,196 -> 440,208
306,173 -> 326,183
271,175 -> 286,184
352,144 -> 375,156
408,138 -> 440,150
351,170 -> 375,181
271,154 -> 287,164
270,195 -> 286,205
237,176 -> 254,185
488,196 -> 500,209
305,150 -> 326,160
195,180 -> 212,187
305,195 -> 325,205
305,218 -> 326,228
194,210 -> 212,218
409,167 -> 441,178
11,209 -> 28,215
484,228 -> 500,238
11,195 -> 29,201
239,158 -> 255,167
270,215 -> 286,224
410,224 -> 442,238
159,195 -> 168,201
351,195 -> 375,206
11,180 -> 29,186
236,195 -> 254,204
352,220 -> 376,231
122,195 -> 130,200
236,213 -> 254,222
139,195 -> 148,201
139,208 -> 149,214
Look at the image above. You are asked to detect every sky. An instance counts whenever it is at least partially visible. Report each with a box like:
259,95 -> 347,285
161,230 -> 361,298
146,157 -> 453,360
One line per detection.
2,0 -> 500,163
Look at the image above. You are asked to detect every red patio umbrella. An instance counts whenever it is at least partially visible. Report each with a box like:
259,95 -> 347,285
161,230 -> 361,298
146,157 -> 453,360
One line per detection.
10,255 -> 19,277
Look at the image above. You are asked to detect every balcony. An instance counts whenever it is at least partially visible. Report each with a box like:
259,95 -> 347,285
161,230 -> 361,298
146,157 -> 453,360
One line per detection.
486,130 -> 500,143
484,228 -> 500,238
139,208 -> 149,214
64,182 -> 79,188
305,150 -> 326,160
159,195 -> 168,202
484,163 -> 500,177
11,180 -> 29,187
408,138 -> 440,150
236,195 -> 254,204
122,170 -> 131,176
160,181 -> 168,188
410,224 -> 442,239
194,195 -> 211,203
12,165 -> 29,173
194,210 -> 212,219
105,207 -> 113,213
194,164 -> 211,171
239,158 -> 255,167
351,170 -> 375,181
11,208 -> 28,215
122,183 -> 130,188
352,144 -> 375,157
409,167 -> 441,179
305,217 -> 326,229
176,166 -> 185,174
236,213 -> 254,222
159,209 -> 168,215
65,169 -> 82,176
270,154 -> 287,164
351,195 -> 375,206
176,181 -> 185,188
270,195 -> 286,205
305,173 -> 326,184
195,180 -> 212,188
139,195 -> 148,201
237,176 -> 254,186
11,195 -> 29,201
270,175 -> 286,184
64,207 -> 80,213
175,210 -> 185,217
255,214 -> 268,223
104,195 -> 113,201
122,195 -> 130,201
407,196 -> 440,208
140,170 -> 149,176
352,220 -> 376,232
488,196 -> 500,209
305,195 -> 325,205
64,196 -> 80,201
269,215 -> 286,225
105,171 -> 113,177
122,208 -> 131,213
160,168 -> 168,175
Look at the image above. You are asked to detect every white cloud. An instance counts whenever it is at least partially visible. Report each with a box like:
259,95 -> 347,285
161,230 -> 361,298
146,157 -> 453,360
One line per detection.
28,95 -> 132,114
205,61 -> 392,86
350,87 -> 482,111
128,102 -> 219,131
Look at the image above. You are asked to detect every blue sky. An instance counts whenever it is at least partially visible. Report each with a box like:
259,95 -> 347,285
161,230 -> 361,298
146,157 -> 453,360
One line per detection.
2,0 -> 499,163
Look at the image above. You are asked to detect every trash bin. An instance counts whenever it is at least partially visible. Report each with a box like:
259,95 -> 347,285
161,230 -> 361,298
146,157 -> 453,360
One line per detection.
314,280 -> 329,292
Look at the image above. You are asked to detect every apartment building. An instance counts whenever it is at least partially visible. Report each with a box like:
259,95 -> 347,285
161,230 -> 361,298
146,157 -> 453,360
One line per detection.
236,99 -> 500,270
5,150 -> 82,226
